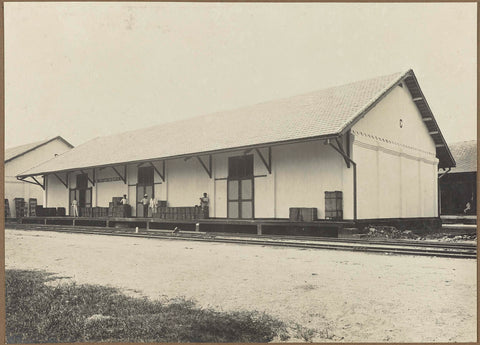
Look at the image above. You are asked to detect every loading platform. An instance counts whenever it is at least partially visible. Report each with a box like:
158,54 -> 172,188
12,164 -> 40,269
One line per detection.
15,216 -> 355,237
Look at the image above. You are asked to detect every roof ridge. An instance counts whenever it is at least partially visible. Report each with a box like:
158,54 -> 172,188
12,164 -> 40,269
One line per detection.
77,70 -> 409,142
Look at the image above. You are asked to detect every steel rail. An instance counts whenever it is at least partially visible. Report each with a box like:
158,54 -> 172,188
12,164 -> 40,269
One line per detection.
7,224 -> 476,259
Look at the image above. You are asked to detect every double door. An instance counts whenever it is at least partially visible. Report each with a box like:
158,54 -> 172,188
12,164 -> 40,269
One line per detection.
136,184 -> 154,217
227,178 -> 253,218
227,154 -> 254,219
69,188 -> 92,215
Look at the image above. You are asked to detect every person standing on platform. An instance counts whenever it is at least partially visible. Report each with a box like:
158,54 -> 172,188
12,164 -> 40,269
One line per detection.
120,194 -> 128,205
141,194 -> 149,218
72,198 -> 79,217
200,192 -> 209,210
149,196 -> 158,217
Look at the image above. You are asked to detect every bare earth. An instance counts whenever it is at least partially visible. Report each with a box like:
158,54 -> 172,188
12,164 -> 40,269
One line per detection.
5,229 -> 477,342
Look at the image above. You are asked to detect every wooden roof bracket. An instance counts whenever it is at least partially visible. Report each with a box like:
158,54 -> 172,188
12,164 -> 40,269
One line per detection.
150,161 -> 165,182
197,155 -> 212,178
326,138 -> 357,221
334,137 -> 351,168
17,176 -> 45,190
438,167 -> 451,179
53,172 -> 68,188
255,147 -> 272,174
81,169 -> 95,186
111,166 -> 127,184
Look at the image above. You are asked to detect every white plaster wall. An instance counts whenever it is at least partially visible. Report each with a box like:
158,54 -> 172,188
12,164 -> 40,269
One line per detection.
6,139 -> 71,177
5,139 -> 72,211
352,83 -> 439,219
212,153 -> 227,217
355,143 -> 379,219
353,84 -> 436,153
167,157 -> 213,207
378,149 -> 402,218
95,168 -> 128,207
45,173 -> 68,208
274,141 -> 346,219
4,180 -> 44,217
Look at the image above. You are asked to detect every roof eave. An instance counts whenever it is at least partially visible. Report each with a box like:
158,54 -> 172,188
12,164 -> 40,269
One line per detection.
16,133 -> 341,178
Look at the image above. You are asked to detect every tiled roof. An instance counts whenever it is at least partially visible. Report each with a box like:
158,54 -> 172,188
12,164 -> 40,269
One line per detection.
5,136 -> 73,163
18,69 -> 454,177
447,140 -> 477,173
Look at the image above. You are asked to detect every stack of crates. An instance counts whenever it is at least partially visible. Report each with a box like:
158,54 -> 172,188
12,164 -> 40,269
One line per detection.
152,206 -> 208,220
14,198 -> 26,218
29,198 -> 37,217
56,207 -> 66,216
79,207 -> 93,217
325,191 -> 343,220
92,207 -> 109,217
5,199 -> 10,218
111,205 -> 131,218
36,205 -> 44,216
43,207 -> 57,216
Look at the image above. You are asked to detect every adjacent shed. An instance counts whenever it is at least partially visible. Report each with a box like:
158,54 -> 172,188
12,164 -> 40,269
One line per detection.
17,70 -> 454,228
5,136 -> 73,217
439,140 -> 477,215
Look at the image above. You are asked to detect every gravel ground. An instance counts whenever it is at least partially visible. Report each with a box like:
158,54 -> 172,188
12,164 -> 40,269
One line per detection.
5,229 -> 477,342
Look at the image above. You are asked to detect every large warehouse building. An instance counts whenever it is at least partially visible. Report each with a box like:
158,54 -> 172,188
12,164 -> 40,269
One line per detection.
17,70 -> 454,228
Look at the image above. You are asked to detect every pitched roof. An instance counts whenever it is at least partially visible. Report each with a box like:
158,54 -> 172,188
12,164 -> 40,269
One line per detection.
447,140 -> 477,174
5,136 -> 73,163
18,69 -> 454,177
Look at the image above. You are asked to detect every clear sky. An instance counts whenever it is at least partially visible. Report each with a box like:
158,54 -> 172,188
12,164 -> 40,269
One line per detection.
4,2 -> 477,149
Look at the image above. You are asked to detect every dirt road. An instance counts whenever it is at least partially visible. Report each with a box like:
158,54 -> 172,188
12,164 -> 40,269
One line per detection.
5,229 -> 477,342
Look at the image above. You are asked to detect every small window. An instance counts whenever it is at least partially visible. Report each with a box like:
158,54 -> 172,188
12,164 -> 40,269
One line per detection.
76,174 -> 88,189
138,166 -> 154,185
228,155 -> 253,179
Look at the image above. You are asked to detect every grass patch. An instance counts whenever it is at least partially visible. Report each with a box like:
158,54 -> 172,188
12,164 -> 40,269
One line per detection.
6,269 -> 291,343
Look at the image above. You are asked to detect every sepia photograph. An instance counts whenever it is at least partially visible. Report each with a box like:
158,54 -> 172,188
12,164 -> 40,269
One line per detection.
4,2 -> 477,343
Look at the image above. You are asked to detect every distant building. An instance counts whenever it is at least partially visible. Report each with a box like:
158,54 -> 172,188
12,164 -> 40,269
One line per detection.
18,70 -> 454,229
5,136 -> 73,217
439,140 -> 477,215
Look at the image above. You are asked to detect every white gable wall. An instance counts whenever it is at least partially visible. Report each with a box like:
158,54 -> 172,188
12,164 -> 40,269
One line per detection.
5,138 -> 72,216
352,83 -> 439,219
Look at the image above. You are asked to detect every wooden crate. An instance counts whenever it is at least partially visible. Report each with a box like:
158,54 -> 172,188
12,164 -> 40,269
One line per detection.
29,198 -> 37,217
289,208 -> 317,222
325,191 -> 343,220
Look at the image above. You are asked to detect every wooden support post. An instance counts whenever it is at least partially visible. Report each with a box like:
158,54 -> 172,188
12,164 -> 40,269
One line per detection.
257,223 -> 263,235
146,220 -> 150,230
106,220 -> 110,227
44,218 -> 47,225
73,219 -> 76,226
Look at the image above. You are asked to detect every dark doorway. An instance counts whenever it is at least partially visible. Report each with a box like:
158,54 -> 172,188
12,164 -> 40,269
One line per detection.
439,172 -> 476,215
227,155 -> 254,219
137,166 -> 154,217
69,174 -> 92,215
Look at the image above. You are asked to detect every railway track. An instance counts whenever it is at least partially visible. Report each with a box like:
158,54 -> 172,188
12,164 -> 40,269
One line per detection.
6,223 -> 477,259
